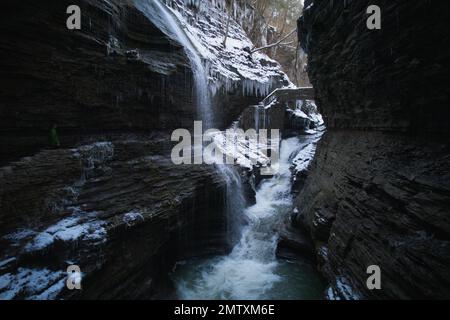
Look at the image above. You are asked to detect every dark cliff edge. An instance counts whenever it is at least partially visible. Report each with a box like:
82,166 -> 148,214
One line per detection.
297,0 -> 450,299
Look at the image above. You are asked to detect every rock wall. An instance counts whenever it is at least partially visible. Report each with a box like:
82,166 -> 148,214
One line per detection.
0,135 -> 228,299
297,0 -> 450,299
0,0 -> 282,299
0,0 -> 285,163
0,0 -> 197,163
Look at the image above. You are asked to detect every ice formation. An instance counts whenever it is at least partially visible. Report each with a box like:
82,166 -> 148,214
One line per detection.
157,0 -> 292,97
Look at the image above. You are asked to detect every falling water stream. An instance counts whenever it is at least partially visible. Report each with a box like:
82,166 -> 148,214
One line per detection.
172,137 -> 325,300
137,0 -> 325,300
135,0 -> 213,128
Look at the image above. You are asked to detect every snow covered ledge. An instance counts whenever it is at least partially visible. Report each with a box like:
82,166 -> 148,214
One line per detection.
163,0 -> 293,97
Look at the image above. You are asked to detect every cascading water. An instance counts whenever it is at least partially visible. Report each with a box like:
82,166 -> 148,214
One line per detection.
137,0 -> 324,299
135,0 -> 212,128
136,0 -> 245,244
172,137 -> 325,300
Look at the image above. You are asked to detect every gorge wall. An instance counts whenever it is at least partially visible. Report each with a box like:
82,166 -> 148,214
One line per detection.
297,0 -> 450,299
0,0 -> 286,163
0,0 -> 288,299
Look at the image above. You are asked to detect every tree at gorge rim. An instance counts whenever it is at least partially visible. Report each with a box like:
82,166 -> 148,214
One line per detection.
249,0 -> 309,86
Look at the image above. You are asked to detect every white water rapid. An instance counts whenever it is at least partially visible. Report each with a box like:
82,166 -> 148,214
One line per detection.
172,136 -> 325,300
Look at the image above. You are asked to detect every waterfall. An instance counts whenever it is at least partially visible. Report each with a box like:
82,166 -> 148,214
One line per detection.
135,0 -> 213,128
172,137 -> 325,300
136,0 -> 244,244
135,1 -> 324,299
254,104 -> 268,133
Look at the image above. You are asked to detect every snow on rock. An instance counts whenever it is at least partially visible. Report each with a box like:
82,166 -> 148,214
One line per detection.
287,100 -> 325,130
23,211 -> 107,253
0,258 -> 16,271
0,268 -> 66,300
207,129 -> 276,171
292,143 -> 318,175
291,132 -> 324,180
162,0 -> 292,97
123,212 -> 145,227
326,277 -> 362,301
3,229 -> 36,247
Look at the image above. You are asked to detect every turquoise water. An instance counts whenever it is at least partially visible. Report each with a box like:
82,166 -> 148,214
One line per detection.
171,138 -> 326,300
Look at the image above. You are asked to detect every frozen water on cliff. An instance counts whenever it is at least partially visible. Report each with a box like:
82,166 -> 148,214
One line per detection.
164,0 -> 292,97
135,0 -> 213,127
72,142 -> 115,182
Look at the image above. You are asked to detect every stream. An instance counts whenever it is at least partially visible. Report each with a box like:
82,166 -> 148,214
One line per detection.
172,136 -> 325,300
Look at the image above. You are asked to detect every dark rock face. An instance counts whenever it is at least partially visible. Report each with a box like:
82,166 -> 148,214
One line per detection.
0,136 -> 228,299
0,0 -> 274,164
299,0 -> 450,133
297,0 -> 450,299
0,0 -> 195,163
295,131 -> 450,299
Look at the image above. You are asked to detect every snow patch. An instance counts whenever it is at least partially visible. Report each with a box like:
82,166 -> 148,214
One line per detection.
208,129 -> 276,171
123,212 -> 145,227
292,143 -> 318,175
24,212 -> 107,253
0,268 -> 65,300
326,277 -> 362,300
151,0 -> 291,97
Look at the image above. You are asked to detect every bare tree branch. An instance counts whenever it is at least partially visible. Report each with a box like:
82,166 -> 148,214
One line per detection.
251,28 -> 297,53
222,12 -> 231,48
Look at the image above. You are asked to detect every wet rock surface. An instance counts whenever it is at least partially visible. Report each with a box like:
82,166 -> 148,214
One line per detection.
276,220 -> 315,262
0,135 -> 227,299
298,0 -> 450,299
0,0 -> 284,164
0,0 -> 296,300
299,0 -> 450,132
0,0 -> 195,163
295,131 -> 450,299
